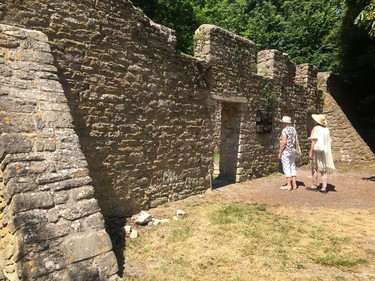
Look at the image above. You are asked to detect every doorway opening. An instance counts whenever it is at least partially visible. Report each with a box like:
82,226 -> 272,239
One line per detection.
213,102 -> 242,187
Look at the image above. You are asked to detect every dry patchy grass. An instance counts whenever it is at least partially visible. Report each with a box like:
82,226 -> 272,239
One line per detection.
123,197 -> 375,281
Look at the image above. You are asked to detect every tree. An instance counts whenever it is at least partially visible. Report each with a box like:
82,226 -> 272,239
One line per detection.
339,0 -> 375,125
242,1 -> 285,51
131,0 -> 200,53
280,0 -> 344,71
355,1 -> 375,37
132,0 -> 345,72
191,0 -> 344,71
189,0 -> 258,36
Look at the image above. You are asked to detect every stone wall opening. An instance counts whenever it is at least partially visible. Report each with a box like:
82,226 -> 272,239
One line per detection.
217,102 -> 243,184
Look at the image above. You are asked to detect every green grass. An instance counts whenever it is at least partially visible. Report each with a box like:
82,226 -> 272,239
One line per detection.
166,226 -> 193,243
214,153 -> 220,162
308,235 -> 368,267
124,201 -> 374,281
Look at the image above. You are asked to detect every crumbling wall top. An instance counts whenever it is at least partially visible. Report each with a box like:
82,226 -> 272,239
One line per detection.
257,49 -> 296,86
194,24 -> 255,69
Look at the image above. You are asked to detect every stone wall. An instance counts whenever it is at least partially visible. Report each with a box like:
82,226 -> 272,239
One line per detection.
194,25 -> 321,182
318,73 -> 375,162
0,24 -> 118,281
0,0 -> 213,218
0,1 -> 374,279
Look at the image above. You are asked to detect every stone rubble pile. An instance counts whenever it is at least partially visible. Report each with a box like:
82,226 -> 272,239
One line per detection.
125,209 -> 186,239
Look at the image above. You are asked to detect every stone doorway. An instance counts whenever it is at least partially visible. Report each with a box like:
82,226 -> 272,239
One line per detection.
216,102 -> 242,184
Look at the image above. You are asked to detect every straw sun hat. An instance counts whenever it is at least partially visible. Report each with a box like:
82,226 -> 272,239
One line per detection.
280,116 -> 292,124
312,114 -> 327,126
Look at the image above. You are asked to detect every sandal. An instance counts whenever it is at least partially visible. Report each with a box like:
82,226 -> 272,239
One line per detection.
319,188 -> 328,194
306,186 -> 318,191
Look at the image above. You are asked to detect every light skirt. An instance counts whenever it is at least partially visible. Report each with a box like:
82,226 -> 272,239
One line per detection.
312,150 -> 334,174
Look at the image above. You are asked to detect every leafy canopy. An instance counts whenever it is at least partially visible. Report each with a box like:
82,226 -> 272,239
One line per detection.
133,0 -> 344,72
355,0 -> 375,37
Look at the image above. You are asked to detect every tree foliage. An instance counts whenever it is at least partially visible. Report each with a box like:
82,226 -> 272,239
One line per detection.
280,0 -> 343,70
131,0 -> 200,53
339,0 -> 375,125
133,0 -> 344,72
355,0 -> 375,37
194,0 -> 344,71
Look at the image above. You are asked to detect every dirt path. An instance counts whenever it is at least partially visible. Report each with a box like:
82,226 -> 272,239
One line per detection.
209,162 -> 375,208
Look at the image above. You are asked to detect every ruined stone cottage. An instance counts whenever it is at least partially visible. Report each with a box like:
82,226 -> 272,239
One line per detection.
0,0 -> 373,280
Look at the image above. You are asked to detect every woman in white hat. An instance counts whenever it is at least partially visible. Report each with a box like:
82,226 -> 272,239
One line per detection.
278,116 -> 298,191
308,114 -> 335,193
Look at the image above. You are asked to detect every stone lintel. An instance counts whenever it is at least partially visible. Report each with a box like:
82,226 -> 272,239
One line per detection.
212,94 -> 247,103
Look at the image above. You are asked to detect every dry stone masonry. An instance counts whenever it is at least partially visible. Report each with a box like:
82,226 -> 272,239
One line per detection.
0,0 -> 213,219
0,24 -> 119,280
318,73 -> 374,162
0,0 -> 374,280
194,24 -> 323,182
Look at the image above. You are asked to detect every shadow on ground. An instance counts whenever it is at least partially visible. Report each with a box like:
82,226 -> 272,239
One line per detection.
362,176 -> 375,182
212,178 -> 231,189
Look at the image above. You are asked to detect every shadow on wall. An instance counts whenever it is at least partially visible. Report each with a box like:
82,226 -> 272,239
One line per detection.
54,61 -> 126,274
9,214 -> 103,280
327,75 -> 375,153
105,217 -> 126,276
54,58 -> 128,213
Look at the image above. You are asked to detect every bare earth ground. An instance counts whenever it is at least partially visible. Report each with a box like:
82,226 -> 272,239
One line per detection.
123,162 -> 375,280
210,162 -> 375,208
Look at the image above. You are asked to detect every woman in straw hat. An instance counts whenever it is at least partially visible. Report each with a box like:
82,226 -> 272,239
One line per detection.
278,116 -> 299,191
308,114 -> 335,193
